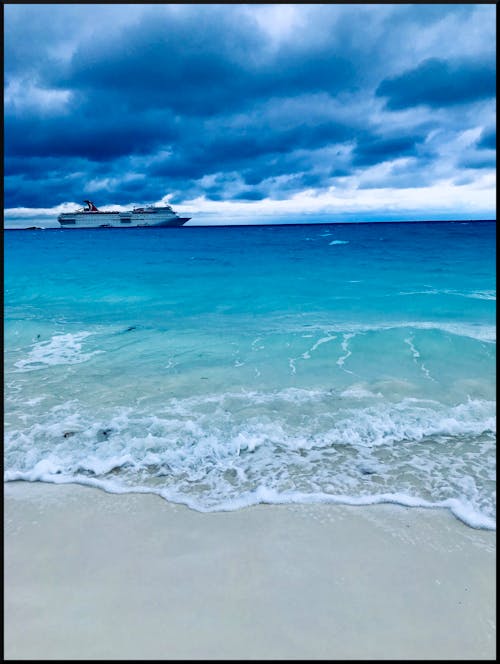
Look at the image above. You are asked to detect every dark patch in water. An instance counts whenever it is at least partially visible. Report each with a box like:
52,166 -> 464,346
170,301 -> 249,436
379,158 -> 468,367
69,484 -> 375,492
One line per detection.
116,326 -> 137,335
97,428 -> 114,441
360,467 -> 376,475
76,468 -> 96,477
145,463 -> 172,476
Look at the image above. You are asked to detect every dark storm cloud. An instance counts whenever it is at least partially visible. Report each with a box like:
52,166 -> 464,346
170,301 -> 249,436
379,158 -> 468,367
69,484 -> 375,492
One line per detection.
5,110 -> 179,160
53,7 -> 356,117
61,10 -> 265,115
376,57 -> 496,110
240,151 -> 319,187
458,153 -> 496,170
231,190 -> 268,202
352,133 -> 425,167
4,4 -> 496,213
477,128 -> 496,151
148,120 -> 351,179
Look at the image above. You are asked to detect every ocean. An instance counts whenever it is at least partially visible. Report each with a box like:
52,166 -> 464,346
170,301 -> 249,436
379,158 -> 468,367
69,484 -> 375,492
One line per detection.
4,221 -> 496,529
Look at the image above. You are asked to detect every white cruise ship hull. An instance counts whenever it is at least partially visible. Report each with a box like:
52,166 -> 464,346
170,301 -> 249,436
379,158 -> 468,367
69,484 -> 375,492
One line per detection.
58,206 -> 190,228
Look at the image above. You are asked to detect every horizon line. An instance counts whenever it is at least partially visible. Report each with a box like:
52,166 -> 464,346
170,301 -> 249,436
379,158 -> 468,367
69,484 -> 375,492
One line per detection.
4,218 -> 496,231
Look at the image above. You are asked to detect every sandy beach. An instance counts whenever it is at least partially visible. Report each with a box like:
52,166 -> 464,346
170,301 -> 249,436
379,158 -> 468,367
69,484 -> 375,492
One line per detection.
4,481 -> 495,660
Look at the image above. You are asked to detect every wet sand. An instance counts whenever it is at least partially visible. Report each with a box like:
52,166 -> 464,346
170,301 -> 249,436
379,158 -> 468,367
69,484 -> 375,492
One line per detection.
4,482 -> 496,660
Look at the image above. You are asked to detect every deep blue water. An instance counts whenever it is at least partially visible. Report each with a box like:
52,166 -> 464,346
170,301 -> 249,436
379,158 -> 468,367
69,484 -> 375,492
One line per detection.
4,221 -> 496,527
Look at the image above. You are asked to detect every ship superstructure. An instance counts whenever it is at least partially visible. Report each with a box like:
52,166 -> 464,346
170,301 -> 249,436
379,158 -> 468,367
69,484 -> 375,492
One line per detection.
58,200 -> 190,228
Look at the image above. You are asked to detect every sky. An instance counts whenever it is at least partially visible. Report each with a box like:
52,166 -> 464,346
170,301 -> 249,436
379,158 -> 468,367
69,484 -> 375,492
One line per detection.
4,3 -> 496,227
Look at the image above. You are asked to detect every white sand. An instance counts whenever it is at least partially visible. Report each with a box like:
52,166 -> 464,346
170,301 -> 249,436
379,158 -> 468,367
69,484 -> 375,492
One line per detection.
4,482 -> 496,660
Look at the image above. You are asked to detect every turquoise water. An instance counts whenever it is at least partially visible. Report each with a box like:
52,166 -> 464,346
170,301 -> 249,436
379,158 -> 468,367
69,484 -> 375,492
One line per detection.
4,222 -> 496,528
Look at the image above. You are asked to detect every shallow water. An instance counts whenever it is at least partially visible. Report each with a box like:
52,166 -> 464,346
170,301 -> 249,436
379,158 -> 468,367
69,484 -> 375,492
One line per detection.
4,221 -> 496,527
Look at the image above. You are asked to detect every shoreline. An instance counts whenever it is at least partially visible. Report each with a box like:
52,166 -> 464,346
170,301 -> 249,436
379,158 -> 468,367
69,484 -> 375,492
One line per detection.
5,481 -> 496,660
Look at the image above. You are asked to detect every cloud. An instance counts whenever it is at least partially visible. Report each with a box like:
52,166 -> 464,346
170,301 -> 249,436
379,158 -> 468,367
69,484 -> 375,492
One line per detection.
352,133 -> 425,166
5,107 -> 179,160
458,154 -> 496,170
477,127 -> 496,151
3,4 -> 496,221
376,57 -> 496,110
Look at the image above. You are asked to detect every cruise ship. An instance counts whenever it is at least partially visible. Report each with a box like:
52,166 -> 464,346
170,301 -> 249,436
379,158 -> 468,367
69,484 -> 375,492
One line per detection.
58,200 -> 191,228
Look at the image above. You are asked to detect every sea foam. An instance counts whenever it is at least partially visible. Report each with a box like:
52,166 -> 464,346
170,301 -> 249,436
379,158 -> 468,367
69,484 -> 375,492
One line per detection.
14,332 -> 102,372
4,392 -> 496,529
